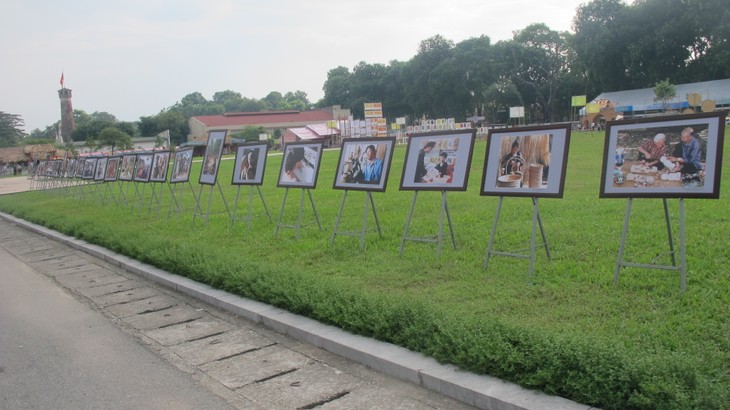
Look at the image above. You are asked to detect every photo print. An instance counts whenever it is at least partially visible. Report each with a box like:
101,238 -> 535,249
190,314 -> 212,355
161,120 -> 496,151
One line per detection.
133,153 -> 153,182
481,123 -> 571,198
104,157 -> 120,182
81,158 -> 97,180
119,154 -> 137,181
600,111 -> 725,198
232,142 -> 268,185
170,147 -> 194,183
94,157 -> 108,181
277,141 -> 323,188
149,151 -> 171,183
333,137 -> 396,192
399,129 -> 476,191
199,129 -> 227,185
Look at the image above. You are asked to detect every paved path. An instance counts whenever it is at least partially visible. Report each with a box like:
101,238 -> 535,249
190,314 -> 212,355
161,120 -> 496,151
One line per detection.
0,176 -> 31,195
0,205 -> 591,409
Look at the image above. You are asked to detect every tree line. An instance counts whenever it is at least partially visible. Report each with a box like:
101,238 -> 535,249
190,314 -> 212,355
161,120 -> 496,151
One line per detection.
5,0 -> 727,149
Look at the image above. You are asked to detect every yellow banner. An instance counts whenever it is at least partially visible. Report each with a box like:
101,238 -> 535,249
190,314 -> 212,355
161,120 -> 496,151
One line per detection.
586,103 -> 600,114
571,95 -> 587,106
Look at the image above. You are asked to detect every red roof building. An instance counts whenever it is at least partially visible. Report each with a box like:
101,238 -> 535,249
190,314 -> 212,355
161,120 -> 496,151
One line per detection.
188,105 -> 350,143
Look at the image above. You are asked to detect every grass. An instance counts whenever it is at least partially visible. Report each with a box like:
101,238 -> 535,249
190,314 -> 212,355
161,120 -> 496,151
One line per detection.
0,131 -> 728,409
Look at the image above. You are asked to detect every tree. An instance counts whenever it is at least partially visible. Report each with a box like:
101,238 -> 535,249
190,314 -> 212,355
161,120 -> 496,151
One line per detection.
653,79 -> 676,112
320,66 -> 352,108
97,127 -> 132,155
0,111 -> 26,147
138,110 -> 189,146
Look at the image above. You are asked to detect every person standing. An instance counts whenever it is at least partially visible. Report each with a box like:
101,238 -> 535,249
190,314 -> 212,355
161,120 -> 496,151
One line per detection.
414,141 -> 435,183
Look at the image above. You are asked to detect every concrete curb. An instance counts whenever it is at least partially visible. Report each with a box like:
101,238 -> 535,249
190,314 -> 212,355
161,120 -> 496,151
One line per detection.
1,212 -> 593,410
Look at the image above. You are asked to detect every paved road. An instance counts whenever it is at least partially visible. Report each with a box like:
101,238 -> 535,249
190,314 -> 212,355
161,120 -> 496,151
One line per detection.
0,176 -> 31,195
0,217 -> 479,409
0,245 -> 238,410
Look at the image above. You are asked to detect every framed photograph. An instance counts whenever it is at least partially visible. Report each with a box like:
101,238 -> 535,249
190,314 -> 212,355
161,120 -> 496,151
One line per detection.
81,158 -> 97,180
231,142 -> 268,185
333,137 -> 396,192
74,159 -> 84,178
133,153 -> 153,182
599,111 -> 725,198
51,160 -> 63,178
119,154 -> 137,181
65,159 -> 77,178
399,129 -> 476,191
104,156 -> 120,181
94,157 -> 108,181
480,123 -> 571,198
149,151 -> 171,183
277,141 -> 324,188
170,147 -> 194,184
199,129 -> 227,185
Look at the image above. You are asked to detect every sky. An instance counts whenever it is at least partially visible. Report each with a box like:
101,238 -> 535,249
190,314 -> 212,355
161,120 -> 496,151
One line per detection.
0,0 -> 587,133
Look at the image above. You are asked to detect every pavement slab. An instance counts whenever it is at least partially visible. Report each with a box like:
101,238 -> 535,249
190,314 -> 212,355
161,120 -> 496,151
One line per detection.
105,294 -> 178,318
201,344 -> 313,389
238,361 -> 364,409
73,279 -> 139,298
54,269 -> 127,289
170,328 -> 276,366
90,286 -> 159,307
144,316 -> 236,346
122,304 -> 206,330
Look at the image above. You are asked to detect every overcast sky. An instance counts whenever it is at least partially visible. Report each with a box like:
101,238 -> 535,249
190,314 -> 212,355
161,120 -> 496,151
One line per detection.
1,0 -> 587,133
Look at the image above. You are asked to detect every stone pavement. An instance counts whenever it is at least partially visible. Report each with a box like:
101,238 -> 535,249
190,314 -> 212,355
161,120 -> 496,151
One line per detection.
0,213 -> 591,410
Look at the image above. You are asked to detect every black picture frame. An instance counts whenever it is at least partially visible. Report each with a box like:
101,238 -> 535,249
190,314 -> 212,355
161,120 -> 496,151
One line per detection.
333,137 -> 396,192
81,158 -> 97,180
119,154 -> 137,181
149,151 -> 171,183
599,111 -> 726,198
104,156 -> 120,182
399,129 -> 476,191
133,153 -> 153,183
277,141 -> 324,189
199,129 -> 227,185
480,123 -> 571,198
231,142 -> 268,186
170,147 -> 194,184
94,157 -> 108,181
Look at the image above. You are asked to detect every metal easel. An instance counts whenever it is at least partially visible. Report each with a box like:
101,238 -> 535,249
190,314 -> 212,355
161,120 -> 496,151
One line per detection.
230,185 -> 272,229
167,180 -> 201,220
399,190 -> 456,258
275,188 -> 322,239
614,198 -> 686,292
484,197 -> 551,280
193,182 -> 232,225
331,190 -> 382,250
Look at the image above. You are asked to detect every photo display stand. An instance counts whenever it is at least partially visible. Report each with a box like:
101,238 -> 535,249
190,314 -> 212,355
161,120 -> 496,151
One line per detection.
167,179 -> 200,219
275,141 -> 325,239
331,137 -> 396,250
229,142 -> 272,230
480,124 -> 572,278
193,130 -> 230,225
399,190 -> 456,258
398,130 -> 476,258
614,198 -> 686,291
599,112 -> 725,293
167,147 -> 198,220
331,190 -> 382,250
483,197 -> 551,279
231,185 -> 272,229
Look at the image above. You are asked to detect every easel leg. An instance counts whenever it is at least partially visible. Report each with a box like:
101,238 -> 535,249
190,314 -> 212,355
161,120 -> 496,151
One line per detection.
534,197 -> 551,260
529,197 -> 539,280
360,191 -> 370,250
484,197 -> 504,269
436,191 -> 447,258
257,186 -> 272,222
231,186 -> 242,227
663,198 -> 676,266
297,188 -> 305,239
399,191 -> 419,256
331,190 -> 348,244
443,191 -> 456,249
217,183 -> 232,220
275,188 -> 289,237
307,189 -> 322,230
679,198 -> 686,293
614,198 -> 633,283
368,191 -> 382,238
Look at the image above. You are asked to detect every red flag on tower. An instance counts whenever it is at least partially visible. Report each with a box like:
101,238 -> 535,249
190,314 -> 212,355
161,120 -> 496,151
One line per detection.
60,72 -> 64,88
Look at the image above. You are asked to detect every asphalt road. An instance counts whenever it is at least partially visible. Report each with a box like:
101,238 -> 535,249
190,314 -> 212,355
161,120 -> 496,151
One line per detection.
0,245 -> 237,410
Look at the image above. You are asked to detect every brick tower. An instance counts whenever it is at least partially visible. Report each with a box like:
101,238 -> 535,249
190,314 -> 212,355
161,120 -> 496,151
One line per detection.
58,75 -> 75,143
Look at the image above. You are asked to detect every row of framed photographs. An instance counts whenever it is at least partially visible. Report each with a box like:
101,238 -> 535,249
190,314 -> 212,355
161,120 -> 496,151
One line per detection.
36,111 -> 725,199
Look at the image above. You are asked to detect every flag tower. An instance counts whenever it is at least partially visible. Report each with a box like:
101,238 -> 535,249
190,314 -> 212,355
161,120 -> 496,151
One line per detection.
58,72 -> 75,143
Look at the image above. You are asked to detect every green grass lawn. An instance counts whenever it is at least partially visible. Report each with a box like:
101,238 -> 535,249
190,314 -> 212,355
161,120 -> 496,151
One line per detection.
1,131 -> 728,409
